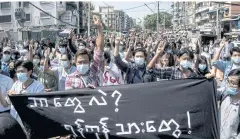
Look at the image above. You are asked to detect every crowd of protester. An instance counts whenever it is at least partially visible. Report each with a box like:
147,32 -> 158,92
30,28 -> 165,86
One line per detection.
0,19 -> 240,139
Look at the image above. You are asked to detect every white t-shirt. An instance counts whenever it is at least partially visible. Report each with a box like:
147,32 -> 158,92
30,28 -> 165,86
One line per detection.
102,63 -> 124,86
232,63 -> 240,70
0,74 -> 13,112
52,66 -> 76,91
10,80 -> 44,125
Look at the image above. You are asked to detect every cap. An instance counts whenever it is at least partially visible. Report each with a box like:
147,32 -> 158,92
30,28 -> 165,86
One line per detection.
3,47 -> 11,53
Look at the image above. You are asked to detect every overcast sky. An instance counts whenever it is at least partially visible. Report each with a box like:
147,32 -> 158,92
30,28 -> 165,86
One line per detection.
93,1 -> 172,23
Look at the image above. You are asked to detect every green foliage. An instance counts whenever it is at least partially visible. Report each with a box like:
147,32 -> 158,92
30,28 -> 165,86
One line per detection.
144,12 -> 172,30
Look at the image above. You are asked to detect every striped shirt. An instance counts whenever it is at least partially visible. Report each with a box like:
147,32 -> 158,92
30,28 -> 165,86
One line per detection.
65,49 -> 104,90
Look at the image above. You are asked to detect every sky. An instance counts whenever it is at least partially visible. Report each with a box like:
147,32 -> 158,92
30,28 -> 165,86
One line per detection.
93,1 -> 172,23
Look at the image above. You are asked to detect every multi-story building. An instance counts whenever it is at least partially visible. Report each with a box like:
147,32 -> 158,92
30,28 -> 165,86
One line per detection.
124,14 -> 130,31
114,10 -> 125,32
99,6 -> 116,31
0,1 -> 86,41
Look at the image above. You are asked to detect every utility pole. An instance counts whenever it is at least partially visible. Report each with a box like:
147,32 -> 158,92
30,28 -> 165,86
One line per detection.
157,1 -> 159,32
88,2 -> 91,37
107,6 -> 109,31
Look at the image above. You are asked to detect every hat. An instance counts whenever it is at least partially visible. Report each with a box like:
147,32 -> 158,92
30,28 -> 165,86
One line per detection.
3,47 -> 11,53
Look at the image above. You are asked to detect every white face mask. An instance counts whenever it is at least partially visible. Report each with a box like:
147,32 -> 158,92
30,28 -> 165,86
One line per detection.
3,54 -> 11,62
77,64 -> 90,75
59,48 -> 66,54
104,47 -> 111,52
78,46 -> 85,50
135,57 -> 145,66
61,61 -> 69,68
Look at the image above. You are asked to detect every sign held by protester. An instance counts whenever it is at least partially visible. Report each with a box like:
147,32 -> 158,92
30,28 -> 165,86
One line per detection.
9,79 -> 219,139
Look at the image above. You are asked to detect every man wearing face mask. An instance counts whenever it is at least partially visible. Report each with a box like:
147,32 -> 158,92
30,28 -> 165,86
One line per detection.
147,42 -> 198,80
1,47 -> 12,73
212,40 -> 240,88
114,37 -> 149,84
217,69 -> 240,139
4,60 -> 44,130
65,19 -> 104,90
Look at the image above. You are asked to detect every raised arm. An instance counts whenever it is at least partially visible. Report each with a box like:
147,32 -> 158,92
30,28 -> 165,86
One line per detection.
212,40 -> 225,63
147,41 -> 164,69
114,37 -> 129,73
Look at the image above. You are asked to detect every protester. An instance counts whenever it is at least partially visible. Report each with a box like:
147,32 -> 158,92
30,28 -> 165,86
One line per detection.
1,47 -> 11,73
65,18 -> 104,90
217,69 -> 240,139
212,40 -> 240,87
146,42 -> 198,80
195,56 -> 210,77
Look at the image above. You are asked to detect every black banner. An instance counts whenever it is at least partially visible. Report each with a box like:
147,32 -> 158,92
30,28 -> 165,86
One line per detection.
9,79 -> 219,139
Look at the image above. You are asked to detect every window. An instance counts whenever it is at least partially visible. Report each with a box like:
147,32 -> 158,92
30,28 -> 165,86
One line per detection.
0,15 -> 11,23
23,2 -> 29,8
40,12 -> 50,18
1,2 -> 11,10
26,14 -> 30,21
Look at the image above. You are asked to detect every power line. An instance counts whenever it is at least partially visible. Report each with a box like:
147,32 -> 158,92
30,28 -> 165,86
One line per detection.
144,3 -> 155,13
28,2 -> 78,28
122,2 -> 156,11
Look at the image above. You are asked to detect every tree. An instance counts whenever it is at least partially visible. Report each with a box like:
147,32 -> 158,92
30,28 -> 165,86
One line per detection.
144,12 -> 172,31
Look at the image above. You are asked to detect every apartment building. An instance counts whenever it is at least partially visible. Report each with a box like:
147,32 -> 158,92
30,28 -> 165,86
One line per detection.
0,1 -> 96,41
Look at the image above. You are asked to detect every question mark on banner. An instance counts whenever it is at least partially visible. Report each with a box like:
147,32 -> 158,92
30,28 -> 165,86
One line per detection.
111,90 -> 122,112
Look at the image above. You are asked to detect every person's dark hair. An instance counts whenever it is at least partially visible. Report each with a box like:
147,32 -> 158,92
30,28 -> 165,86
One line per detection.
15,60 -> 33,72
228,68 -> 240,86
104,51 -> 111,64
178,48 -> 194,59
230,47 -> 240,56
133,47 -> 147,57
195,56 -> 209,74
75,49 -> 91,61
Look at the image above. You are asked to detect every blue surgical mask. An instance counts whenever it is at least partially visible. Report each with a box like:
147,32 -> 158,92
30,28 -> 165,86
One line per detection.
232,57 -> 240,64
135,57 -> 145,66
3,54 -> 11,62
226,87 -> 239,95
77,64 -> 89,75
59,48 -> 66,54
39,66 -> 44,71
167,50 -> 172,54
180,60 -> 192,69
17,73 -> 28,83
61,61 -> 68,68
199,64 -> 207,71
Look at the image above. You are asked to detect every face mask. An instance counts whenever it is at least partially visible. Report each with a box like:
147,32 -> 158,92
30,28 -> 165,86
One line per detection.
59,48 -> 66,54
135,57 -> 145,66
11,55 -> 16,60
33,59 -> 40,65
104,47 -> 111,52
77,64 -> 89,75
232,57 -> 240,64
167,50 -> 172,54
39,65 -> 44,71
61,61 -> 69,68
78,46 -> 85,50
119,45 -> 124,52
23,56 -> 28,61
203,48 -> 208,52
226,87 -> 239,95
3,54 -> 11,62
199,64 -> 207,71
17,73 -> 28,83
180,60 -> 192,69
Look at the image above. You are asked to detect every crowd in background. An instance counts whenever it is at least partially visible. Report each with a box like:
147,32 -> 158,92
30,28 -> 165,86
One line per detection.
0,19 -> 240,139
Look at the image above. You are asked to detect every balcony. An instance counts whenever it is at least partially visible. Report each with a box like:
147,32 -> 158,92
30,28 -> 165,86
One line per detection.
196,7 -> 209,14
200,15 -> 209,21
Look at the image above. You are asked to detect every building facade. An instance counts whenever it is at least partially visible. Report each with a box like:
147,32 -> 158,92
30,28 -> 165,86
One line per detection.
0,1 -> 93,41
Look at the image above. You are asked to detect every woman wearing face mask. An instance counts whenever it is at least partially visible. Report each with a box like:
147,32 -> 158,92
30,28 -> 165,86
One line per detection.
195,56 -> 210,77
52,53 -> 76,91
102,52 -> 124,86
217,69 -> 240,139
155,53 -> 175,69
147,42 -> 198,80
